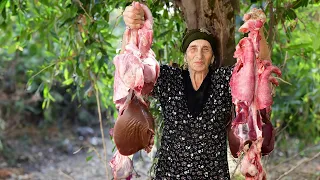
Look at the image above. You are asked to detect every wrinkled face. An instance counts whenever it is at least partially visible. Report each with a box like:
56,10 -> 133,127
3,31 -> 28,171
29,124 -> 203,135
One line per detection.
186,39 -> 213,73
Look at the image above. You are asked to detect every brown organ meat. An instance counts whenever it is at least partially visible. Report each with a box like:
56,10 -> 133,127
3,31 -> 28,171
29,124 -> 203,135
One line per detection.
228,121 -> 276,158
261,122 -> 275,155
113,96 -> 155,156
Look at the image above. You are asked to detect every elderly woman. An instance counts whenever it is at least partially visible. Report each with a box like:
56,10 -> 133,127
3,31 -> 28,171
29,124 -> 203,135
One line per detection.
121,5 -> 275,179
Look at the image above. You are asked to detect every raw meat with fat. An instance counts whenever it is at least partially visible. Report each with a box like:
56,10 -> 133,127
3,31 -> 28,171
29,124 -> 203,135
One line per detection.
113,2 -> 159,112
110,1 -> 159,179
109,150 -> 134,180
230,8 -> 281,180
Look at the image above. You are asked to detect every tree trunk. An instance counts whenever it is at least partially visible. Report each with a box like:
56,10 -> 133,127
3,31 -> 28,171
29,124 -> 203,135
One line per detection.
175,0 -> 239,66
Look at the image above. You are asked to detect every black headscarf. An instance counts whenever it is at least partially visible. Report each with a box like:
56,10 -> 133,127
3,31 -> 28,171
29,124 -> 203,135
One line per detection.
181,28 -> 220,69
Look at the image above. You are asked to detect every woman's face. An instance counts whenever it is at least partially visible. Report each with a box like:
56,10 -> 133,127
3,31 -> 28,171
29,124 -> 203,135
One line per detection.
186,39 -> 213,73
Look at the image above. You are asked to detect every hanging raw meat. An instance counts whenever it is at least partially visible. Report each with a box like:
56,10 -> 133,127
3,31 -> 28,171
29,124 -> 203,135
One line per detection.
230,8 -> 281,180
109,150 -> 134,180
113,2 -> 159,113
110,1 -> 159,179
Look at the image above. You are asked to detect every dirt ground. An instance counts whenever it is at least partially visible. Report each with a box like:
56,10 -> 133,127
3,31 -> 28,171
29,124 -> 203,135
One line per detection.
0,125 -> 319,180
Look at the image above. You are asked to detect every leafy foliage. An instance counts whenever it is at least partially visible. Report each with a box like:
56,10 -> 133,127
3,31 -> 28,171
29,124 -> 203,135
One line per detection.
0,0 -> 184,164
0,0 -> 183,125
271,4 -> 320,146
0,0 -> 319,159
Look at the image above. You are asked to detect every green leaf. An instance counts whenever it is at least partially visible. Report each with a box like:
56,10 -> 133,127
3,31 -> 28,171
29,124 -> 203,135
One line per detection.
157,30 -> 170,38
176,23 -> 180,32
64,68 -> 69,80
1,6 -> 6,20
40,0 -> 51,7
76,66 -> 83,77
87,147 -> 94,153
42,99 -> 48,109
59,16 -> 76,28
11,4 -> 17,16
104,12 -> 109,21
7,44 -> 16,54
105,41 -> 112,47
285,9 -> 297,20
48,92 -> 56,102
0,0 -> 7,13
44,51 -> 56,57
86,155 -> 93,162
163,9 -> 168,19
312,38 -> 320,50
292,0 -> 303,9
62,78 -> 73,86
50,30 -> 59,43
284,43 -> 312,50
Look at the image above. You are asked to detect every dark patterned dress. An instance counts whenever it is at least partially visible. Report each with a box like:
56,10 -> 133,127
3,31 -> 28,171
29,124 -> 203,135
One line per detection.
153,65 -> 234,179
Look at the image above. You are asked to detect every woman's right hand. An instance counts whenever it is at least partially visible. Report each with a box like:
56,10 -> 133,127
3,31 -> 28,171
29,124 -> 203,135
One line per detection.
123,2 -> 145,29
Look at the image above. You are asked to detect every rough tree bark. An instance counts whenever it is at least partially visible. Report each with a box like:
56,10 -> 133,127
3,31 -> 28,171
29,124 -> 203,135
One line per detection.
175,0 -> 239,66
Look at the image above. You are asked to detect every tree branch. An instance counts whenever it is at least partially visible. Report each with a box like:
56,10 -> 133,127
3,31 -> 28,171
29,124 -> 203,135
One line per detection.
275,152 -> 320,180
267,0 -> 275,51
94,83 -> 109,179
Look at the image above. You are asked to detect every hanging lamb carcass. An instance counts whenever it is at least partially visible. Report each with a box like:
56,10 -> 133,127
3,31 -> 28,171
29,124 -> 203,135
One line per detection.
230,8 -> 281,180
110,1 -> 159,179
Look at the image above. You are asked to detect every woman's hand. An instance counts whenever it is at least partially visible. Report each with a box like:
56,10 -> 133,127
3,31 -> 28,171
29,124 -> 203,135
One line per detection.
119,2 -> 145,54
123,2 -> 145,29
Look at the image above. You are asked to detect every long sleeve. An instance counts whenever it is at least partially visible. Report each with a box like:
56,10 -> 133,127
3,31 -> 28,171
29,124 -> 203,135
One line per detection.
152,65 -> 179,99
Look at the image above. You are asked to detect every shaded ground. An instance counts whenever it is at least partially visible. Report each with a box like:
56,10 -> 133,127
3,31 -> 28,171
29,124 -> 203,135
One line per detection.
0,125 -> 319,180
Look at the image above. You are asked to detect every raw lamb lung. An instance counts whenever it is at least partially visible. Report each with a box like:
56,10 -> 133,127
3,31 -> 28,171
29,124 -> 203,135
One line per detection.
113,96 -> 155,156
